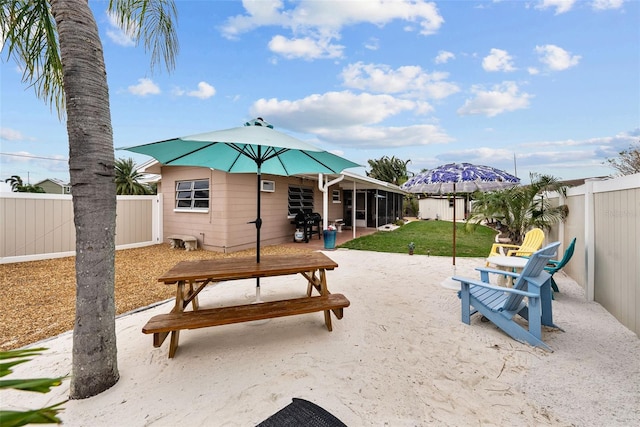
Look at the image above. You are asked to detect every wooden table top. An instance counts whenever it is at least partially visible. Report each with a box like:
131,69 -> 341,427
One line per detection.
157,252 -> 338,283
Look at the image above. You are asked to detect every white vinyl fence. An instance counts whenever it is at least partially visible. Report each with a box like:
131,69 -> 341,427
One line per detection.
0,193 -> 162,264
548,173 -> 639,337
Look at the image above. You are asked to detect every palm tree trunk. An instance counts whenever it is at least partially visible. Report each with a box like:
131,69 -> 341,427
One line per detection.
51,0 -> 119,399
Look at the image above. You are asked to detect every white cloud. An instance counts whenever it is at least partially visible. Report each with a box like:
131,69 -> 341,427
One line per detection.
220,0 -> 288,39
248,90 -> 453,148
223,0 -> 444,36
457,81 -> 532,117
434,50 -> 455,64
364,37 -> 380,51
268,35 -> 344,60
482,48 -> 516,72
317,123 -> 453,148
535,44 -> 581,71
520,130 -> 638,152
251,91 -> 416,130
222,0 -> 444,59
341,62 -> 460,99
536,0 -> 576,15
0,128 -> 25,141
528,67 -> 540,75
128,78 -> 161,96
592,0 -> 625,10
187,82 -> 216,99
435,147 -> 519,165
427,133 -> 634,180
105,11 -> 136,47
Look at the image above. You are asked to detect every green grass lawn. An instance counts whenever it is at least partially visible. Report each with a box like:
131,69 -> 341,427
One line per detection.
338,220 -> 496,257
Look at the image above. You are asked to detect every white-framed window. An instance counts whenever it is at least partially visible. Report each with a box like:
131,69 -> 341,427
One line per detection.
332,189 -> 341,203
175,179 -> 209,211
288,185 -> 314,216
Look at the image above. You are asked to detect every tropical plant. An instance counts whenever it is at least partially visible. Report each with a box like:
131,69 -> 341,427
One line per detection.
367,156 -> 412,186
115,158 -> 150,195
0,348 -> 66,426
606,140 -> 640,176
19,184 -> 46,193
0,0 -> 178,399
4,175 -> 45,192
466,173 -> 568,244
404,194 -> 419,217
4,175 -> 24,191
366,156 -> 414,217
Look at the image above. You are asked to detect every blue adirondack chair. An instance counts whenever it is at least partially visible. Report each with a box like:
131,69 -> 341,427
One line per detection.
544,237 -> 576,293
453,242 -> 562,350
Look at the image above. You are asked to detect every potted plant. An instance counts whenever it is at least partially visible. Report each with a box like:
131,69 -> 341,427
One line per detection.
408,242 -> 415,255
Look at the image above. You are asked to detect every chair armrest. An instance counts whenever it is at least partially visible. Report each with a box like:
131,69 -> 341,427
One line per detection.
506,249 -> 534,257
475,267 -> 519,279
452,276 -> 538,298
490,243 -> 521,251
488,243 -> 522,257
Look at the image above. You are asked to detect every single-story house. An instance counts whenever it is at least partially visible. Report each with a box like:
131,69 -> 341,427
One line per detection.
142,162 -> 407,253
35,178 -> 71,194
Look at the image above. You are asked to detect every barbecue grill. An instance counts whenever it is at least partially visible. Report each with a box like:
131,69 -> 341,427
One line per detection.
293,211 -> 322,242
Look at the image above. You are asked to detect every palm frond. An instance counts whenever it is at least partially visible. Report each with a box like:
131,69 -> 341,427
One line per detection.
1,0 -> 65,117
108,0 -> 179,72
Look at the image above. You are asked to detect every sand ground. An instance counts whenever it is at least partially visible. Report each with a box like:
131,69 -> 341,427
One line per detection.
3,249 -> 639,426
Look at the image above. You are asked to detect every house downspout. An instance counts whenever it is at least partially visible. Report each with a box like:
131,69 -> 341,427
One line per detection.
318,173 -> 345,230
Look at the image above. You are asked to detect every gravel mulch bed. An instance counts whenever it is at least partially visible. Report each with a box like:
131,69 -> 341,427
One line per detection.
0,244 -> 313,351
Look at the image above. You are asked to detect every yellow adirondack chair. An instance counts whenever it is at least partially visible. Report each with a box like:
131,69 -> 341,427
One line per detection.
487,228 -> 545,264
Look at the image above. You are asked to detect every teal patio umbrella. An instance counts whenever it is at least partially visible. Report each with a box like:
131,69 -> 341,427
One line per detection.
120,118 -> 360,300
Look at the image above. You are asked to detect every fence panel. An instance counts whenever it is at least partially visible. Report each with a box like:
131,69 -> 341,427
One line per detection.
0,193 -> 160,264
549,173 -> 639,336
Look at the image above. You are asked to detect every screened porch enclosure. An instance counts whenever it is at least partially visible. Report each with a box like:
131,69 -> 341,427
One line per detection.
342,189 -> 404,229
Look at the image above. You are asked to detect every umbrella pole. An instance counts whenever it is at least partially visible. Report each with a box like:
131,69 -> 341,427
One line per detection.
254,151 -> 263,302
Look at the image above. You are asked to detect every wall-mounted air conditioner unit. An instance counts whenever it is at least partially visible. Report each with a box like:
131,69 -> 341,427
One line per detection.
261,180 -> 275,192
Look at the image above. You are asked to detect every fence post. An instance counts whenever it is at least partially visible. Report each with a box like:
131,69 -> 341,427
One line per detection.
153,193 -> 163,244
584,179 -> 598,301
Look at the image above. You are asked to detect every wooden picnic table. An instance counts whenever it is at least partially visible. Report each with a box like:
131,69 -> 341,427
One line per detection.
143,252 -> 350,358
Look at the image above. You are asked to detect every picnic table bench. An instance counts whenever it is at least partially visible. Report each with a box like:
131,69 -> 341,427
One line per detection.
142,252 -> 350,358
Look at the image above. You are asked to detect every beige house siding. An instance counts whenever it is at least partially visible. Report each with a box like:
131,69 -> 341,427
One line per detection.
159,168 -> 331,252
327,195 -> 344,224
36,179 -> 70,194
161,167 -> 216,249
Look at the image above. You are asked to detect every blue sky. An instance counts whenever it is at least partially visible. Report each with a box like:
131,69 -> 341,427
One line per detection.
1,0 -> 639,187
